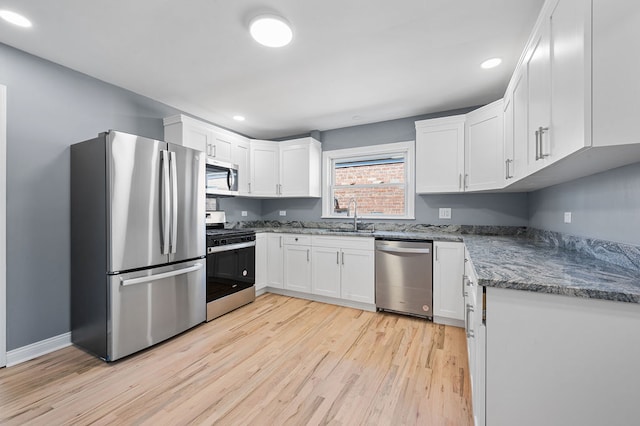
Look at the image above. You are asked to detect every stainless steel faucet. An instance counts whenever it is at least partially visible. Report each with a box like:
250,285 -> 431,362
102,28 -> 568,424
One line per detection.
347,198 -> 358,231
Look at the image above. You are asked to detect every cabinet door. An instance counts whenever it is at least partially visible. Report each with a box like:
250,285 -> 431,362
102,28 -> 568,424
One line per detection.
255,233 -> 268,291
183,122 -> 213,153
433,242 -> 465,323
210,130 -> 233,163
503,94 -> 514,185
232,138 -> 251,195
415,116 -> 465,193
527,19 -> 552,173
550,0 -> 588,158
311,246 -> 341,298
512,67 -> 528,181
250,141 -> 279,196
266,234 -> 283,288
283,245 -> 312,293
280,143 -> 310,197
465,100 -> 504,191
340,249 -> 374,304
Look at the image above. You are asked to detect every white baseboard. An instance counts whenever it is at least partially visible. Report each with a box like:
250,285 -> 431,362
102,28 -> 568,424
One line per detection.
433,316 -> 465,328
6,332 -> 71,367
265,287 -> 377,312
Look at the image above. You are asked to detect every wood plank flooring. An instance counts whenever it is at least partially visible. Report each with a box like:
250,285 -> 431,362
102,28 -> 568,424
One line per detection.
0,294 -> 472,425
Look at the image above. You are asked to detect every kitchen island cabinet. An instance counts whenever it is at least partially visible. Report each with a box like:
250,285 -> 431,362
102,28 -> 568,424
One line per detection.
485,286 -> 640,426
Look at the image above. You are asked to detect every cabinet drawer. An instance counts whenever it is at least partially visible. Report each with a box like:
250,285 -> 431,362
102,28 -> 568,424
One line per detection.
312,235 -> 374,250
282,234 -> 312,246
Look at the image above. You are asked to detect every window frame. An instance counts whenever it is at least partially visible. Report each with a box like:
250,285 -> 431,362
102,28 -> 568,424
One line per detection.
321,141 -> 415,220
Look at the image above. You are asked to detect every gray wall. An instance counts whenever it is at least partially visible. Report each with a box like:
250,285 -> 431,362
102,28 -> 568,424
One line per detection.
1,43 -> 181,350
260,111 -> 530,226
529,162 -> 640,245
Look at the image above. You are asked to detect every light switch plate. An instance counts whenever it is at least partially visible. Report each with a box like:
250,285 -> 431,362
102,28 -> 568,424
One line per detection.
279,210 -> 287,216
439,208 -> 452,219
564,212 -> 572,223
241,211 -> 248,217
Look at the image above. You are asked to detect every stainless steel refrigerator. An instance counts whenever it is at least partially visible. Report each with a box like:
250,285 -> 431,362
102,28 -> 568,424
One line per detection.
71,130 -> 205,361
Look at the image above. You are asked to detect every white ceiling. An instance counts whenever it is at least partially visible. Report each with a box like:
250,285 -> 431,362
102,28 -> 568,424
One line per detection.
0,0 -> 545,139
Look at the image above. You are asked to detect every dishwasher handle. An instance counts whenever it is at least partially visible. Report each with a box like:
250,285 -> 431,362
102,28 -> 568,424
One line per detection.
377,245 -> 430,254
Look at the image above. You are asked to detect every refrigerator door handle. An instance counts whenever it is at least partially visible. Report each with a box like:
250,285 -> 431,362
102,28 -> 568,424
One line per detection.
170,151 -> 178,254
120,263 -> 203,286
161,150 -> 171,255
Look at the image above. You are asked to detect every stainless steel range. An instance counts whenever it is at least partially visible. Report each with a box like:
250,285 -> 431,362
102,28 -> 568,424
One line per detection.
205,211 -> 256,321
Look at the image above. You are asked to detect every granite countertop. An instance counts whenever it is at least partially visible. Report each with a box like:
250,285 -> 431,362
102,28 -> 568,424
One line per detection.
249,224 -> 640,304
252,227 -> 464,242
463,235 -> 640,304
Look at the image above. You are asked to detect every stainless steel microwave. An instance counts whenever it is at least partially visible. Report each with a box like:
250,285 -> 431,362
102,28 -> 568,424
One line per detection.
206,159 -> 239,196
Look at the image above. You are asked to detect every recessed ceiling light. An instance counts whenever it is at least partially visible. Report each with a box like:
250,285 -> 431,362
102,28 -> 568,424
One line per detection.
480,58 -> 502,69
233,115 -> 246,122
0,10 -> 32,28
249,15 -> 293,48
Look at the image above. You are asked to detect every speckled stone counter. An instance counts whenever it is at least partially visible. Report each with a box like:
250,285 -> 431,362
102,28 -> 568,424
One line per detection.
463,235 -> 640,304
235,220 -> 640,304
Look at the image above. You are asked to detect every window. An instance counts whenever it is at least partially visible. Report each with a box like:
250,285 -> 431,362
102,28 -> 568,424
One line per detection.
322,141 -> 415,219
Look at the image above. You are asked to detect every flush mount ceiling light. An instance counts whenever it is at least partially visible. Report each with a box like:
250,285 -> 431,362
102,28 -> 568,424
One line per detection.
480,57 -> 502,69
233,115 -> 246,122
249,15 -> 293,48
0,10 -> 32,28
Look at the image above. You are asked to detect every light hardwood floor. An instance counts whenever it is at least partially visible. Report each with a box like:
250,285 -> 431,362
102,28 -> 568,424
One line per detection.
0,294 -> 472,425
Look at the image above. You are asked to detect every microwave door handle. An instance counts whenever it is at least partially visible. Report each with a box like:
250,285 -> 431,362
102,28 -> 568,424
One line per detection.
161,150 -> 171,255
227,168 -> 235,191
170,151 -> 178,254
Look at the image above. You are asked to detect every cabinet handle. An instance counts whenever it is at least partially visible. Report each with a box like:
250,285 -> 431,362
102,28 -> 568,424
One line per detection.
459,173 -> 462,190
538,126 -> 550,159
466,304 -> 475,338
212,144 -> 216,158
279,184 -> 283,194
341,252 -> 345,265
307,249 -> 310,262
336,251 -> 340,264
248,182 -> 251,193
505,159 -> 513,179
464,174 -> 469,189
279,236 -> 282,248
435,245 -> 438,261
535,129 -> 540,160
462,275 -> 469,297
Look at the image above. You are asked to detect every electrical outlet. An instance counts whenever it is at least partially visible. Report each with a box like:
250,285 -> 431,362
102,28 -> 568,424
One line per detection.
241,211 -> 248,217
564,212 -> 572,223
279,210 -> 287,216
439,208 -> 452,220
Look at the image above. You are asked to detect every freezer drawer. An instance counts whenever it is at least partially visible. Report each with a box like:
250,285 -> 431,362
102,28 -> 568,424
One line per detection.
108,260 -> 205,361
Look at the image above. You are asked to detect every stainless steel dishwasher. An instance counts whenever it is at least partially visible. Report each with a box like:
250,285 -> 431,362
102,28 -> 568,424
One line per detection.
375,239 -> 433,318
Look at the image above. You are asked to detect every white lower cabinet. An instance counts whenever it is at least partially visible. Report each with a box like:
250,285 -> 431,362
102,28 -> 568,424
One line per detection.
255,233 -> 268,292
266,233 -> 284,288
283,236 -> 312,293
464,251 -> 485,426
340,249 -> 375,304
432,241 -> 465,326
311,236 -> 375,305
311,246 -> 341,298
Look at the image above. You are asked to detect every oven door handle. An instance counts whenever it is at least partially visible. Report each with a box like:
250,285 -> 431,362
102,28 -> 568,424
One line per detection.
207,241 -> 255,254
120,263 -> 203,286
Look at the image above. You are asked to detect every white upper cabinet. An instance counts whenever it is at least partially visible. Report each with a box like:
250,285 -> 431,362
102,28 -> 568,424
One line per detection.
232,138 -> 251,195
249,140 -> 280,197
416,104 -> 505,194
163,114 -> 238,163
415,115 -> 465,193
503,0 -> 640,190
249,137 -> 321,198
465,99 -> 505,191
